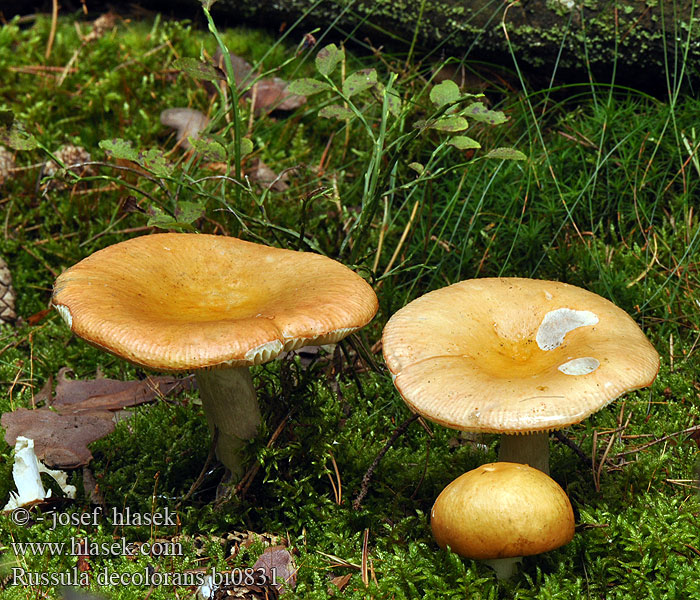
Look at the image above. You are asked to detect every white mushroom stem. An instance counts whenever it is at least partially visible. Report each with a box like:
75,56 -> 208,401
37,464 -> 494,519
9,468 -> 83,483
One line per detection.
195,367 -> 262,478
484,557 -> 523,580
498,432 -> 550,475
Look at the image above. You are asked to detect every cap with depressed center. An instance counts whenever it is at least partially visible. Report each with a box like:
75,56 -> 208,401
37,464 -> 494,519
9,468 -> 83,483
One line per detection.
382,277 -> 659,473
431,462 -> 575,579
52,233 -> 378,476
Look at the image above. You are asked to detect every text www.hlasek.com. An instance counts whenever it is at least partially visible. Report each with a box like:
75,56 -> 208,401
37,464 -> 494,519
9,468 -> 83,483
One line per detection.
11,537 -> 182,558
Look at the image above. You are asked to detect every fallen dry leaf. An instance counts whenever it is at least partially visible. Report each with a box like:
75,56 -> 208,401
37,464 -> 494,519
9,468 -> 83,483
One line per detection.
249,78 -> 306,115
1,371 -> 192,468
252,545 -> 297,592
2,409 -> 114,468
213,48 -> 254,88
83,11 -> 119,43
52,368 -> 190,413
330,573 -> 352,591
245,159 -> 289,192
160,108 -> 209,150
211,49 -> 305,114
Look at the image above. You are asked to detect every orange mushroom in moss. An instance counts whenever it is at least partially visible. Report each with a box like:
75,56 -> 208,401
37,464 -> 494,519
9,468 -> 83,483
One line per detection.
382,277 -> 659,474
52,233 -> 378,478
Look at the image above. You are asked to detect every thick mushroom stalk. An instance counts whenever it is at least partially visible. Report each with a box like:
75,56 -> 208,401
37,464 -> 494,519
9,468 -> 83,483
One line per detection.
498,432 -> 550,474
483,558 -> 523,580
51,233 -> 377,481
195,367 -> 261,477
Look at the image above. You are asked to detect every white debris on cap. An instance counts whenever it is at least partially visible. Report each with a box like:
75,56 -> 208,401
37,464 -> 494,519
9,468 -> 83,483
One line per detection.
558,357 -> 600,375
536,308 -> 599,351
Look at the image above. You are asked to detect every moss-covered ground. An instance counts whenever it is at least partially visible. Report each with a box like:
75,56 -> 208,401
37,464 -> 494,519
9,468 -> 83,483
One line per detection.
0,7 -> 698,599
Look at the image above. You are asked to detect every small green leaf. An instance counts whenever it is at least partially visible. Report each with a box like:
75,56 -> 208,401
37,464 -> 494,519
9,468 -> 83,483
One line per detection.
319,104 -> 355,121
486,147 -> 527,160
239,137 -> 254,156
315,44 -> 344,77
175,201 -> 205,223
430,80 -> 460,108
189,137 -> 227,161
374,82 -> 402,117
464,102 -> 507,125
385,90 -> 402,117
147,204 -> 200,230
1,123 -> 38,151
288,78 -> 331,96
342,69 -> 377,98
408,162 -> 424,175
430,116 -> 469,132
99,138 -> 139,162
138,148 -> 173,177
448,136 -> 481,150
172,57 -> 220,82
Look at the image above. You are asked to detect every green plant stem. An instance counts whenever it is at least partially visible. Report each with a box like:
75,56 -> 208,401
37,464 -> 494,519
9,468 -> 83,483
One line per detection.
202,6 -> 243,201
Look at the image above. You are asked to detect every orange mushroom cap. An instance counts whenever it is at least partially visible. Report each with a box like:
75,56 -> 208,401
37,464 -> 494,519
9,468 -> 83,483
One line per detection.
431,462 -> 575,560
53,233 -> 378,370
382,278 -> 659,433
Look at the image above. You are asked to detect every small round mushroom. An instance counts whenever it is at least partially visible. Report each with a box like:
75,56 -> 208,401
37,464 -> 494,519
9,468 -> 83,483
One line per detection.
382,277 -> 659,474
431,462 -> 575,579
52,233 -> 378,477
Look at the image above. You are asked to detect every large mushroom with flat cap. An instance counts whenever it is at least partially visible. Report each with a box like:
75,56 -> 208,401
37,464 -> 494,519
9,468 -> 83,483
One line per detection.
382,277 -> 659,474
52,233 -> 378,477
431,462 -> 575,579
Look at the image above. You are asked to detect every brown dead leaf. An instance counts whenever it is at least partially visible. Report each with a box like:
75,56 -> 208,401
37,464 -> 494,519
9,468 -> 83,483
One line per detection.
83,11 -> 119,43
160,108 -> 209,150
213,49 -> 255,88
689,428 -> 700,449
330,573 -> 352,591
249,78 -> 306,115
2,408 -> 115,468
245,159 -> 289,192
27,308 -> 51,326
252,545 -> 297,592
52,368 -> 191,413
210,49 -> 305,115
1,371 -> 192,468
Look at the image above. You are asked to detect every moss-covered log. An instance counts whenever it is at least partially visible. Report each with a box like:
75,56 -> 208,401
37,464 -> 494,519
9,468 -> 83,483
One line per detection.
200,0 -> 698,83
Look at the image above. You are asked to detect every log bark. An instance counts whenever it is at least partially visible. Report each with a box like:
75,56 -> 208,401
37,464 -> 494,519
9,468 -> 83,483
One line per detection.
202,0 -> 699,85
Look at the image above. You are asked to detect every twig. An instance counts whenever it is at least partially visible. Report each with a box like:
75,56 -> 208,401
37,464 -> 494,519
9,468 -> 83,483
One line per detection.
232,411 -> 293,501
553,430 -> 592,467
614,424 -> 700,458
326,450 -> 342,505
45,0 -> 58,60
175,428 -> 219,509
361,528 -> 369,587
352,413 -> 419,510
410,438 -> 430,500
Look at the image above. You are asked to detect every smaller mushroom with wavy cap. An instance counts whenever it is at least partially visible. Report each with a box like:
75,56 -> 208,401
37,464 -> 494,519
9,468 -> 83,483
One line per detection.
52,233 -> 378,478
382,277 -> 659,474
431,462 -> 575,579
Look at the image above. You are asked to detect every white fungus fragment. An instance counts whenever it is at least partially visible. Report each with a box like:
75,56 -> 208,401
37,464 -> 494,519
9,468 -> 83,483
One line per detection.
3,437 -> 76,511
536,308 -> 599,351
558,357 -> 600,375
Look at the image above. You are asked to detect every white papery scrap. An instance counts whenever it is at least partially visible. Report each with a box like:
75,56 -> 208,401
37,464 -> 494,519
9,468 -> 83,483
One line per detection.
3,436 -> 76,511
